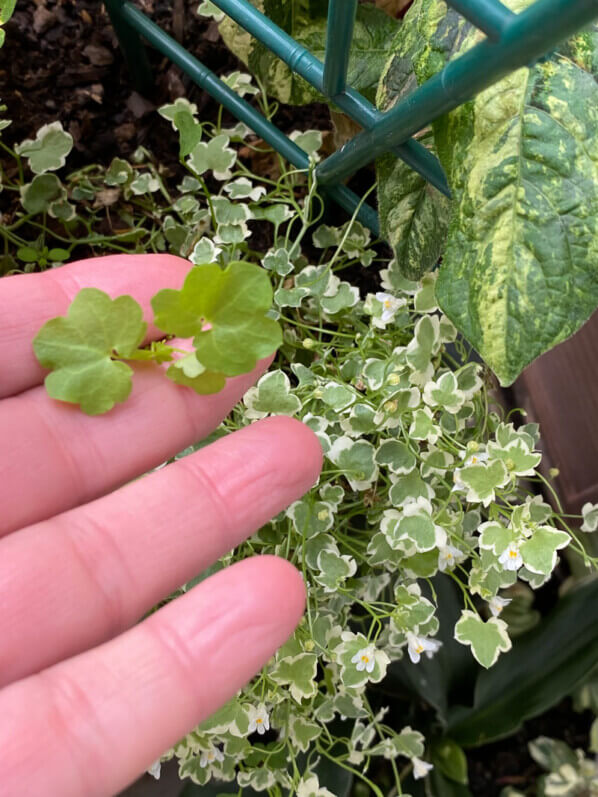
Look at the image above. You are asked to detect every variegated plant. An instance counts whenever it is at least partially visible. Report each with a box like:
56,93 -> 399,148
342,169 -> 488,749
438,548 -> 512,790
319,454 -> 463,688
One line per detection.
5,83 -> 598,794
207,0 -> 598,386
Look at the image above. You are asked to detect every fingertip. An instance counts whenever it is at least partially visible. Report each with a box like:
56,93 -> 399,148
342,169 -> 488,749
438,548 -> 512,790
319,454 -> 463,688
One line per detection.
257,415 -> 324,488
201,556 -> 306,641
251,554 -> 307,625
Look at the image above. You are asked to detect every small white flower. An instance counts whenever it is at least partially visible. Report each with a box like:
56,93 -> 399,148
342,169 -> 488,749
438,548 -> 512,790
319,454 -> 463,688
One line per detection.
464,451 -> 489,466
147,760 -> 161,780
452,468 -> 467,493
375,292 -> 403,325
199,746 -> 224,767
406,632 -> 442,664
351,646 -> 376,673
498,542 -> 523,571
412,756 -> 434,780
247,704 -> 270,735
488,595 -> 512,617
438,544 -> 466,572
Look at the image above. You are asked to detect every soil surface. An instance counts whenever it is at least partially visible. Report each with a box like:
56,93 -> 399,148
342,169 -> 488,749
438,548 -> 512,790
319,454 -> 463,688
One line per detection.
1,3 -> 594,796
1,0 -> 333,169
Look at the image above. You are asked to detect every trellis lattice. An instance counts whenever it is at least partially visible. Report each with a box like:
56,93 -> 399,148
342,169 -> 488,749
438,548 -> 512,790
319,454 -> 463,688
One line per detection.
105,0 -> 598,235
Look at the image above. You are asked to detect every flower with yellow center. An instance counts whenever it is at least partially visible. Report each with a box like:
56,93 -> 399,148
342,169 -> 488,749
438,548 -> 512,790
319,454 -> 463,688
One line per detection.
374,291 -> 404,326
498,542 -> 523,571
351,645 -> 376,673
406,632 -> 442,664
488,595 -> 511,617
247,704 -> 270,735
200,746 -> 224,767
438,544 -> 466,572
465,451 -> 489,467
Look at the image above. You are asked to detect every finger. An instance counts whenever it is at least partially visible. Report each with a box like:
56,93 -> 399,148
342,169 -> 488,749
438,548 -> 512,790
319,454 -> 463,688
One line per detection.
1,556 -> 306,797
0,253 -> 192,399
0,348 -> 272,535
0,417 -> 322,686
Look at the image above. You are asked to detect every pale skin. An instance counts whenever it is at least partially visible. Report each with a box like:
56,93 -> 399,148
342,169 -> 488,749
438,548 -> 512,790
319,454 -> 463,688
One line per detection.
0,254 -> 323,796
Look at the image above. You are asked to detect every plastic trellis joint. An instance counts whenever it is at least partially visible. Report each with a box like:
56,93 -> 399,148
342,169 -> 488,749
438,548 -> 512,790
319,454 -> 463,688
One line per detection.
105,0 -> 598,237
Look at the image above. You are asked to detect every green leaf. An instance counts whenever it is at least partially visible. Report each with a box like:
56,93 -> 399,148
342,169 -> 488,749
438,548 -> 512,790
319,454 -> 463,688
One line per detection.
428,767 -> 474,797
33,288 -> 147,415
129,172 -> 160,195
151,262 -> 281,377
288,499 -> 334,537
243,369 -> 301,417
582,502 -> 598,533
104,157 -> 133,186
314,549 -> 357,592
0,0 -> 17,25
520,527 -> 570,576
47,248 -> 70,262
454,611 -> 512,669
455,460 -> 509,506
431,738 -> 469,785
263,247 -> 293,276
423,371 -> 465,414
320,382 -> 355,411
389,469 -> 434,507
487,439 -> 541,477
376,141 -> 451,279
319,282 -> 359,315
433,11 -> 598,384
369,726 -> 426,759
375,440 -> 417,475
20,173 -> 67,214
17,246 -> 40,263
327,437 -> 378,491
299,4 -> 400,104
477,521 -> 515,556
448,579 -> 598,746
224,1 -> 398,106
187,134 -> 236,180
166,353 -> 226,395
270,652 -> 318,703
289,129 -> 322,160
374,0 -> 459,276
386,507 -> 437,553
16,121 -> 73,174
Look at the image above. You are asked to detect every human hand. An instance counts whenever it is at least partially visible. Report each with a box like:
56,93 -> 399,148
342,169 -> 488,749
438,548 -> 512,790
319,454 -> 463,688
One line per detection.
0,255 -> 322,796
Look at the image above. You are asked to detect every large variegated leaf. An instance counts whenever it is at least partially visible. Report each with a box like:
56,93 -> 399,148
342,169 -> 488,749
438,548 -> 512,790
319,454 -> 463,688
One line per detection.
221,0 -> 398,105
376,133 -> 451,279
432,1 -> 598,384
375,0 -> 460,276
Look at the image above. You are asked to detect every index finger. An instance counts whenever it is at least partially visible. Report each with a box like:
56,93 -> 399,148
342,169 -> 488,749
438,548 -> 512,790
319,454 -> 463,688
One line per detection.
0,254 -> 191,399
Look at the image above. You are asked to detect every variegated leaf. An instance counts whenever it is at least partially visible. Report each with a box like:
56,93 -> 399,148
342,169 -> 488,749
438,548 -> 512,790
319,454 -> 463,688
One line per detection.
432,1 -> 598,384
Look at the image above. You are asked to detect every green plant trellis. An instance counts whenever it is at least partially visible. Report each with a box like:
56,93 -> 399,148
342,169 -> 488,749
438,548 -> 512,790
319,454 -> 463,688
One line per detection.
105,0 -> 598,236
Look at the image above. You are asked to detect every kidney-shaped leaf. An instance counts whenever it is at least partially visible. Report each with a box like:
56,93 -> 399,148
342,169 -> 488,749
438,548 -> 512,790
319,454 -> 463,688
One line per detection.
33,288 -> 147,415
151,262 -> 281,377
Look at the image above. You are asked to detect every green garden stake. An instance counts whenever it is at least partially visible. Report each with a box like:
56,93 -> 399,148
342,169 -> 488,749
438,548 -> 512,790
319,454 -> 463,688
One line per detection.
106,0 -> 598,234
104,0 -> 154,95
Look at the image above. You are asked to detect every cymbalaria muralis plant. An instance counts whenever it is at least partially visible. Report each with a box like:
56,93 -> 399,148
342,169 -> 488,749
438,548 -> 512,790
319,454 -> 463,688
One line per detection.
2,78 -> 597,795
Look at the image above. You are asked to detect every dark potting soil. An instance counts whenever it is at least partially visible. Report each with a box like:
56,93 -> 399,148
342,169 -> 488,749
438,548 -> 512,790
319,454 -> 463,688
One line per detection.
0,0 -> 334,171
0,0 -> 385,276
2,4 -> 594,796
